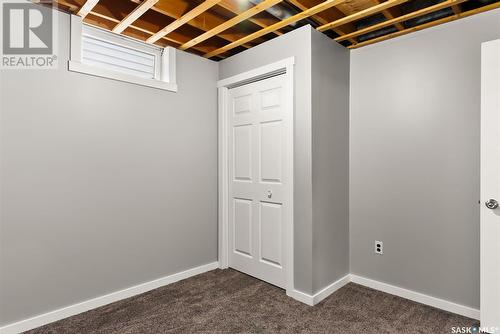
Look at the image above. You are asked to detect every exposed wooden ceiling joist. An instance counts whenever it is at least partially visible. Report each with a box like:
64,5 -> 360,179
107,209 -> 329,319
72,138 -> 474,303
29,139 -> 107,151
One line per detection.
113,0 -> 159,34
335,0 -> 467,42
286,0 -> 358,45
53,0 -> 500,59
77,0 -> 99,18
204,0 -> 346,58
371,0 -> 404,30
451,4 -> 462,15
317,0 -> 408,32
85,11 -> 180,46
180,0 -> 283,51
65,0 -> 220,56
147,0 -> 223,44
219,0 -> 284,36
128,0 -> 254,49
349,1 -> 500,49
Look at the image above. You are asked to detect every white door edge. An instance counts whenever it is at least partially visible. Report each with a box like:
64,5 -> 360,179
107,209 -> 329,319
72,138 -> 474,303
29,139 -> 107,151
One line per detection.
217,57 -> 295,294
480,38 -> 500,332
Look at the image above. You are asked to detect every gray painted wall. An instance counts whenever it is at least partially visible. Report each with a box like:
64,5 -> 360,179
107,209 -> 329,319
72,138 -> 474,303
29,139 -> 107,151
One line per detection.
219,26 -> 314,294
311,30 -> 350,293
0,11 -> 218,326
350,8 -> 500,309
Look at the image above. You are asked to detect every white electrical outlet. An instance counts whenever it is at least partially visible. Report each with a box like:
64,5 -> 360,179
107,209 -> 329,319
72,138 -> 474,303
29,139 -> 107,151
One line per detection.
375,241 -> 383,255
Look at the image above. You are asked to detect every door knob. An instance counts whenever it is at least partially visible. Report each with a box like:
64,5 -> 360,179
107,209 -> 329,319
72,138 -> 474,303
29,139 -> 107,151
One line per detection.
485,199 -> 499,210
267,190 -> 272,199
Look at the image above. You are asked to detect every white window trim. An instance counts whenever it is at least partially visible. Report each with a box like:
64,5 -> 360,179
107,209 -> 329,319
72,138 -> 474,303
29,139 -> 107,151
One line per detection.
68,15 -> 177,92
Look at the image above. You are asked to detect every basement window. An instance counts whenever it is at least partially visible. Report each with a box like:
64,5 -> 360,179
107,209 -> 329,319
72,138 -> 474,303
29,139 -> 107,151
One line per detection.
82,30 -> 158,80
68,15 -> 177,92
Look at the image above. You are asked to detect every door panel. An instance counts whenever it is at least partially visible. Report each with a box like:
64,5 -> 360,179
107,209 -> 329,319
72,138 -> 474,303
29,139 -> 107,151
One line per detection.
233,199 -> 252,256
481,39 -> 500,332
233,94 -> 252,114
260,121 -> 282,183
233,125 -> 252,181
228,74 -> 289,288
260,202 -> 282,266
261,87 -> 281,110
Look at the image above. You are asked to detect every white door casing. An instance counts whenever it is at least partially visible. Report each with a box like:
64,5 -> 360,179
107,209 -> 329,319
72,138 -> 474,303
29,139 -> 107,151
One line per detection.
217,58 -> 294,293
481,38 -> 500,332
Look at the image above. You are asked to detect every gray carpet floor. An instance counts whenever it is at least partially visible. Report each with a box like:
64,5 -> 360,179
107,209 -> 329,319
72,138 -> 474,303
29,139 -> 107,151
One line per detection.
26,269 -> 477,333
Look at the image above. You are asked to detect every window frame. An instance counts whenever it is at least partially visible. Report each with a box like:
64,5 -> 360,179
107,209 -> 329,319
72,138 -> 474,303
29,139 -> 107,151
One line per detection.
68,15 -> 177,92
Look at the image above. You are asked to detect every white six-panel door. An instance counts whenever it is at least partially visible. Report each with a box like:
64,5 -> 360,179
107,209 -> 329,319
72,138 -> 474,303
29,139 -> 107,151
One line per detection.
228,74 -> 290,288
481,38 -> 500,332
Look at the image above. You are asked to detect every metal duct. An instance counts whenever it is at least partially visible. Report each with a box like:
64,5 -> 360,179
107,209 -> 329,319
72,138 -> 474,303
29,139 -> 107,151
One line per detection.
355,0 -> 460,42
247,0 -> 318,27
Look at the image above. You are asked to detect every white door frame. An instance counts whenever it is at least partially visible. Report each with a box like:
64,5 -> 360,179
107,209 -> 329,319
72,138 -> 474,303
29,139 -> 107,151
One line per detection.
217,57 -> 295,294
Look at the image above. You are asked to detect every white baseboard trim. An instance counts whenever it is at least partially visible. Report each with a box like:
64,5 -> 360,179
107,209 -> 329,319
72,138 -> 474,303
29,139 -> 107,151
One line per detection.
287,274 -> 351,306
288,274 -> 479,320
287,289 -> 314,306
350,274 -> 480,320
313,274 -> 351,305
0,262 -> 219,334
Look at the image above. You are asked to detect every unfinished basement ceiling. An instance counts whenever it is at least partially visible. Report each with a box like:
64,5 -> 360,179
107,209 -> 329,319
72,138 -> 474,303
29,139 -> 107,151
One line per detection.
52,0 -> 500,60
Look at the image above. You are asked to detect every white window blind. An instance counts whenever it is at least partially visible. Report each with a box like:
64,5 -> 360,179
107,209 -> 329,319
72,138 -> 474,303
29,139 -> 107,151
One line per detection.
81,26 -> 161,80
69,17 -> 177,92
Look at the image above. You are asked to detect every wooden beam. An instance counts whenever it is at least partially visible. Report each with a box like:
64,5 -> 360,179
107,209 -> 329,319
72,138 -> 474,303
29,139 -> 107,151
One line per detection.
85,15 -> 225,58
147,0 -> 222,44
318,0 -> 408,32
77,0 -> 99,18
129,0 -> 254,48
218,0 -> 283,36
336,0 -> 466,42
204,0 -> 346,58
286,0 -> 358,44
451,5 -> 461,15
84,13 -> 177,46
287,0 -> 327,24
113,0 -> 159,34
349,1 -> 500,49
75,5 -> 218,56
180,0 -> 283,51
332,3 -> 365,28
55,0 -> 78,12
87,11 -> 181,46
371,0 -> 404,31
